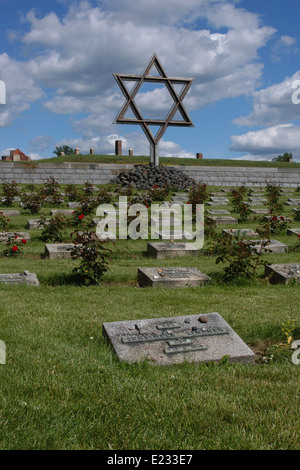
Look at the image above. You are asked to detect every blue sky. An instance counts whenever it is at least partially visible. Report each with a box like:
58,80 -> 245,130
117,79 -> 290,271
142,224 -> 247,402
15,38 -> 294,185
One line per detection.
0,0 -> 300,161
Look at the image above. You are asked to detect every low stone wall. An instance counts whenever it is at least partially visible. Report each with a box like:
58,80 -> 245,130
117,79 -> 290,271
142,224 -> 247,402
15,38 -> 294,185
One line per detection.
0,161 -> 299,188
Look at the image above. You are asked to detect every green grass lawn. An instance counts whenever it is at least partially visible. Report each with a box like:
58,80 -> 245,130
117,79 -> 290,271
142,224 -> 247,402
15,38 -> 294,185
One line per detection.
32,153 -> 300,168
0,184 -> 299,450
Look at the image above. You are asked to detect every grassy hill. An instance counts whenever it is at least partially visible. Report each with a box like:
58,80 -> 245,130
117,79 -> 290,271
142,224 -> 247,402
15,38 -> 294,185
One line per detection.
34,154 -> 300,168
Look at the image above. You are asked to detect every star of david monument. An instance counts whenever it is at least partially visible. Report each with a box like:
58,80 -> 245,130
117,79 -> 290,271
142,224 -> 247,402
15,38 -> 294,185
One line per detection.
113,54 -> 194,166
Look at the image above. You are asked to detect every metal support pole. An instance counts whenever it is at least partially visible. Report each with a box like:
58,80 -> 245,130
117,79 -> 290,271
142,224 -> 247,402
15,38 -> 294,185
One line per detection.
150,143 -> 159,166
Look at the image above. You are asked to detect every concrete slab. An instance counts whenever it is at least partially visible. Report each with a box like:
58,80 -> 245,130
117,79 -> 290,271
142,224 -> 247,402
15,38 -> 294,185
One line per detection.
147,242 -> 199,259
138,267 -> 211,288
102,313 -> 255,366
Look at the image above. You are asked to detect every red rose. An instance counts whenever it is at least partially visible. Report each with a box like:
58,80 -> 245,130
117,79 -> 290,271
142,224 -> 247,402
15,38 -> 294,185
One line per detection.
21,239 -> 27,244
12,246 -> 18,252
78,214 -> 84,220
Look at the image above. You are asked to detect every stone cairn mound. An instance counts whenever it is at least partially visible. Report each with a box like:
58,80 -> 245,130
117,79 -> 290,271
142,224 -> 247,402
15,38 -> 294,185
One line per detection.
110,163 -> 195,190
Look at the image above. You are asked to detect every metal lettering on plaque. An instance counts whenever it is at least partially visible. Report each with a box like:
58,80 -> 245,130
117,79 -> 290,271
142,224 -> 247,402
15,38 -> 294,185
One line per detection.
164,344 -> 208,355
121,327 -> 229,344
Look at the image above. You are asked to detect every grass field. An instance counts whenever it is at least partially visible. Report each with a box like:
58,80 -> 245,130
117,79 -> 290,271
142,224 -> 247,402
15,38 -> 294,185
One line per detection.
0,182 -> 299,450
33,153 -> 300,168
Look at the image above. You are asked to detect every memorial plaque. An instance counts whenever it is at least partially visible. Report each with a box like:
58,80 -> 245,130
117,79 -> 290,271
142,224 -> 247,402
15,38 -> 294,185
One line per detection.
210,197 -> 229,203
250,239 -> 288,254
249,208 -> 268,215
44,243 -> 75,259
50,209 -> 74,216
222,229 -> 259,237
102,313 -> 255,365
206,201 -> 228,206
207,210 -> 231,215
287,228 -> 300,236
0,210 -> 20,216
68,202 -> 81,209
265,264 -> 300,284
0,271 -> 39,286
285,198 -> 300,206
147,241 -> 198,259
138,267 -> 211,288
0,232 -> 31,243
207,216 -> 238,225
26,219 -> 50,230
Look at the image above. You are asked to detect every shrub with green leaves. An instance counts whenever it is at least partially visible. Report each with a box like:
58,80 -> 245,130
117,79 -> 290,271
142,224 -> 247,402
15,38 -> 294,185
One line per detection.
2,180 -> 19,206
69,231 -> 110,285
38,215 -> 70,242
1,234 -> 27,257
0,212 -> 10,231
214,231 -> 270,282
21,192 -> 44,214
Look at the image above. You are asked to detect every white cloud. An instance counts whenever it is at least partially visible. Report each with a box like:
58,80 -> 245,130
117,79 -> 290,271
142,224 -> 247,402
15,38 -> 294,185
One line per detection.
230,124 -> 300,157
233,71 -> 300,127
0,1 -> 278,156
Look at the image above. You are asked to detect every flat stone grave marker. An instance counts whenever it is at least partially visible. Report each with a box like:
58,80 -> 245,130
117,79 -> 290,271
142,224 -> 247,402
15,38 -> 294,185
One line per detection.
246,201 -> 265,206
222,228 -> 259,237
249,197 -> 267,202
0,271 -> 39,286
68,202 -> 81,208
250,208 -> 268,215
102,312 -> 255,366
265,263 -> 300,284
210,197 -> 229,203
206,201 -> 228,206
287,228 -> 300,236
138,267 -> 211,288
210,192 -> 227,197
45,243 -> 75,259
0,210 -> 20,216
207,216 -> 238,225
0,232 -> 31,243
250,239 -> 288,254
155,229 -> 194,240
285,199 -> 300,206
207,210 -> 231,215
263,215 -> 292,223
27,219 -> 50,230
50,209 -> 74,216
147,242 -> 199,259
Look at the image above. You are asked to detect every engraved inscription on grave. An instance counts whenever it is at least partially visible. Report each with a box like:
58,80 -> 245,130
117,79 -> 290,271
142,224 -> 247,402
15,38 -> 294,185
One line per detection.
102,313 -> 255,365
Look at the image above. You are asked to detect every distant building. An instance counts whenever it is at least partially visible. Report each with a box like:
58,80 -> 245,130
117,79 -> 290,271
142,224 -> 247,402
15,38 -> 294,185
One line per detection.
1,149 -> 31,162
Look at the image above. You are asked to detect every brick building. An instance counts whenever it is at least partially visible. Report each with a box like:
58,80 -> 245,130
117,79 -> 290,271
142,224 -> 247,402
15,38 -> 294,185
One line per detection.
1,149 -> 31,162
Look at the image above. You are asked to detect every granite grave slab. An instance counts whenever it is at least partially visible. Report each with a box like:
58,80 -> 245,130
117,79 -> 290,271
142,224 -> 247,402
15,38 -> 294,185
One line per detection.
207,216 -> 238,225
50,209 -> 74,216
0,210 -> 20,216
45,243 -> 75,259
287,228 -> 300,236
0,271 -> 39,286
0,232 -> 31,243
147,242 -> 199,259
138,267 -> 211,288
222,228 -> 259,237
250,239 -> 288,254
265,263 -> 300,284
102,313 -> 255,366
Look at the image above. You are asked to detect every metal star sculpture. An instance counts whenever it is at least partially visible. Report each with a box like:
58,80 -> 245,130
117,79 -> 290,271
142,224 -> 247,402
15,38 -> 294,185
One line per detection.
113,54 -> 194,165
